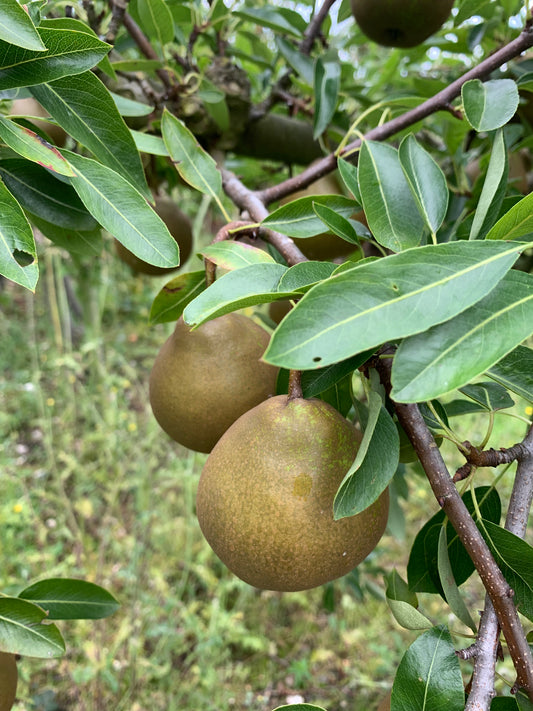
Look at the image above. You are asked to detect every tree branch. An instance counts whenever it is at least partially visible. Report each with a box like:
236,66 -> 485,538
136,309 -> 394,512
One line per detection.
122,13 -> 175,92
299,0 -> 338,55
373,349 -> 533,701
257,25 -> 533,205
465,423 -> 533,711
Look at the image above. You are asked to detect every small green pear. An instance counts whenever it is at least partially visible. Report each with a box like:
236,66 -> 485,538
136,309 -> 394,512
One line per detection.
351,0 -> 455,48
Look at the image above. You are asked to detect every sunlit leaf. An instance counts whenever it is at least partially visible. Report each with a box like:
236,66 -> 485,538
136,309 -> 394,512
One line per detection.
462,79 -> 519,131
0,597 -> 65,658
0,0 -> 46,51
19,578 -> 120,620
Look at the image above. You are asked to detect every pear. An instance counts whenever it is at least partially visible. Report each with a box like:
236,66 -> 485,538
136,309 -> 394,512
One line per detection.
351,0 -> 455,48
114,197 -> 193,275
0,653 -> 17,711
196,394 -> 389,591
149,313 -> 279,453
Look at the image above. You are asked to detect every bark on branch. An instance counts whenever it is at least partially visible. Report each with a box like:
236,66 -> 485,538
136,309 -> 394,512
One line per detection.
373,349 -> 533,702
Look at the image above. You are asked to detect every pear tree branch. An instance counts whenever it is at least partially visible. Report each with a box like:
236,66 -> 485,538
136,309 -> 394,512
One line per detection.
299,0 -> 339,55
372,349 -> 533,702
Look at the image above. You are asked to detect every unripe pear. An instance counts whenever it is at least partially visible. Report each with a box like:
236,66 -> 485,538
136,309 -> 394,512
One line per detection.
197,394 -> 389,591
351,0 -> 455,48
149,313 -> 279,453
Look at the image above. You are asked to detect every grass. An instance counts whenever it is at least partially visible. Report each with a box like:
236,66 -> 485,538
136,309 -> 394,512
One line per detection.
0,240 -> 530,711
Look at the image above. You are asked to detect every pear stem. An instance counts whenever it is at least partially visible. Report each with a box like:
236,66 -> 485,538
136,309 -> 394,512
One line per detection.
287,370 -> 304,401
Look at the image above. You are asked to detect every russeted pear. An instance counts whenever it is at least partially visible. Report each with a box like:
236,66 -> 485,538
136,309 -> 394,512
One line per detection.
149,313 -> 278,453
115,197 -> 193,275
351,0 -> 455,48
196,394 -> 389,591
0,652 -> 17,711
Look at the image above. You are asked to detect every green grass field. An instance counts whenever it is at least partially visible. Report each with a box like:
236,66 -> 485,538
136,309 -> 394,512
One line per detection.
1,242 -> 529,711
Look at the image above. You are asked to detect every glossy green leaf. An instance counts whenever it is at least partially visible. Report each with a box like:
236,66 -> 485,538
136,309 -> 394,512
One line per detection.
65,151 -> 179,269
358,140 -> 426,252
407,487 -> 501,596
263,240 -> 524,371
183,263 -> 292,326
161,109 -> 222,199
486,192 -> 533,242
0,597 -> 65,658
0,116 -> 75,176
150,270 -> 206,325
136,0 -> 174,47
39,17 -> 115,78
391,270 -> 533,402
262,195 -> 356,238
487,345 -> 533,403
516,692 -> 533,711
28,213 -> 102,257
19,578 -> 120,620
459,381 -> 515,411
0,179 -> 38,290
462,79 -> 519,131
490,699 -> 519,710
277,261 -> 337,293
437,527 -> 477,631
0,0 -> 46,51
234,7 -> 305,37
334,390 -> 399,519
469,129 -> 507,240
0,27 -> 110,89
313,58 -> 340,139
481,520 -> 533,622
0,158 -> 97,230
398,135 -> 448,236
337,157 -> 361,203
391,626 -> 464,711
200,241 -> 275,270
31,71 -> 149,198
312,202 -> 360,244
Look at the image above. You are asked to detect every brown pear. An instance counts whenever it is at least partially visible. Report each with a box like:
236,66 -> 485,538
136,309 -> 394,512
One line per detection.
197,394 -> 389,591
149,313 -> 279,453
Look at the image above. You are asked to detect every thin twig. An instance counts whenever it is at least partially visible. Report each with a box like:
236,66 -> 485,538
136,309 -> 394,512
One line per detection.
299,0 -> 338,55
122,13 -> 175,92
105,0 -> 129,44
466,424 -> 533,711
257,25 -> 533,205
373,349 -> 533,701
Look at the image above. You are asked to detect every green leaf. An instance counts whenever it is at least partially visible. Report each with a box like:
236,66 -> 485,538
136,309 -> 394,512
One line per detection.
272,705 -> 327,711
65,151 -> 179,269
358,140 -> 426,252
407,487 -> 501,596
183,263 -> 293,326
486,192 -> 533,242
462,79 -> 519,131
334,390 -> 399,519
0,27 -> 110,89
0,179 -> 38,290
437,527 -> 477,631
0,115 -> 75,176
398,134 -> 449,236
391,270 -> 533,402
19,578 -> 119,620
385,569 -> 418,607
110,90 -> 153,117
387,599 -> 434,631
234,7 -> 305,37
391,626 -> 464,711
469,129 -> 508,240
132,131 -> 168,157
459,381 -> 515,411
312,202 -> 360,245
481,520 -> 533,622
28,213 -> 102,257
136,0 -> 174,47
0,597 -> 65,658
516,692 -> 533,711
200,241 -> 275,270
263,240 -> 525,371
31,71 -> 150,198
0,0 -> 47,51
490,698 -> 519,710
262,195 -> 356,239
275,37 -> 314,85
161,109 -> 222,199
313,58 -> 340,139
487,345 -> 533,403
277,261 -> 337,293
0,158 -> 97,230
150,270 -> 207,325
337,157 -> 361,203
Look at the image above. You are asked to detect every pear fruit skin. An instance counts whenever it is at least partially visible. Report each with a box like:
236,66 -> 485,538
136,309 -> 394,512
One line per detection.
351,0 -> 455,48
115,197 -> 193,275
0,652 -> 17,711
197,395 -> 389,591
149,313 -> 278,453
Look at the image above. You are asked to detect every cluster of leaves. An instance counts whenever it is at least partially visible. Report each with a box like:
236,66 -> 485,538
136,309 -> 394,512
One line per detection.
1,0 -> 533,708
